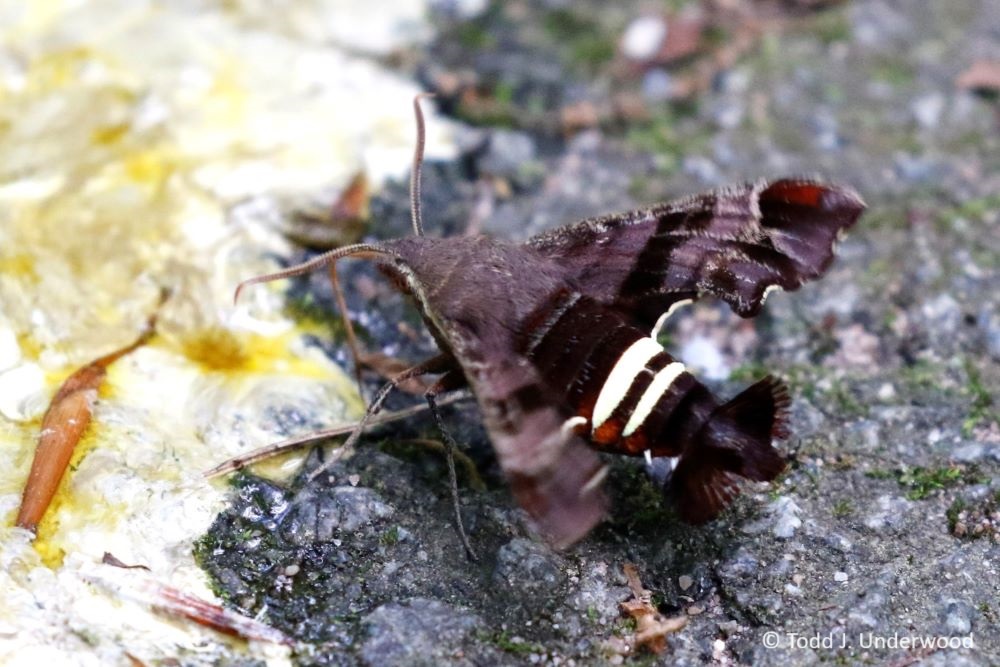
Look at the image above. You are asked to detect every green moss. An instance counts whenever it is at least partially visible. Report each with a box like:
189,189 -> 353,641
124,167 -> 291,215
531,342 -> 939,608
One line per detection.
961,358 -> 996,437
283,290 -> 339,329
832,499 -> 854,518
812,10 -> 852,45
824,379 -> 868,418
859,204 -> 908,230
870,57 -> 916,87
628,654 -> 660,667
869,465 -> 987,500
664,0 -> 698,10
931,193 -> 1000,267
951,193 -> 1000,220
478,630 -> 544,655
702,25 -> 730,49
453,22 -> 495,49
455,89 -> 519,129
901,467 -> 965,500
380,525 -> 400,546
948,491 -> 1000,541
626,107 -> 710,176
628,174 -> 654,200
729,361 -> 771,383
899,359 -> 942,392
493,80 -> 515,107
946,497 -> 965,532
612,616 -> 639,636
607,463 -> 680,536
542,10 -> 615,70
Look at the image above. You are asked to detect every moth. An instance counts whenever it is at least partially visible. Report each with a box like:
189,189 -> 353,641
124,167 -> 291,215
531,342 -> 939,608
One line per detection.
238,98 -> 865,549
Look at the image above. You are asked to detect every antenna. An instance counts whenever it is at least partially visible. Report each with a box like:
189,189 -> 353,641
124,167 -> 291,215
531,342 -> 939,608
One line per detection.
410,93 -> 435,237
233,242 -> 393,305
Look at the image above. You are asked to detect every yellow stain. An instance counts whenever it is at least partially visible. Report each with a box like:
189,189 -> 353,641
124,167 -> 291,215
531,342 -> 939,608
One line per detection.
27,47 -> 101,93
181,326 -> 250,371
0,253 -> 37,280
181,326 -> 336,380
124,148 -> 174,188
17,333 -> 42,361
205,62 -> 249,125
91,123 -> 130,146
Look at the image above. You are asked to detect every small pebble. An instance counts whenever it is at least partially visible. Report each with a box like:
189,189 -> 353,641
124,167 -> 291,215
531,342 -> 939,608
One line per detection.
678,575 -> 693,591
621,15 -> 667,61
834,571 -> 848,582
877,383 -> 896,400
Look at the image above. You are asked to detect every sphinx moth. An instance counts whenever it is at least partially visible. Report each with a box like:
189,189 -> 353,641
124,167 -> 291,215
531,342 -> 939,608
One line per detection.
238,99 -> 865,548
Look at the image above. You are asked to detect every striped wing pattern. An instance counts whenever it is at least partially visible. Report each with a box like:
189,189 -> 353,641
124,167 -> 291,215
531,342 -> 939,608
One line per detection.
528,179 -> 865,325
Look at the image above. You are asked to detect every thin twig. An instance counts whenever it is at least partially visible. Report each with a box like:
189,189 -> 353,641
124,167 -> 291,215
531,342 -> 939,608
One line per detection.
304,354 -> 452,483
204,393 -> 467,478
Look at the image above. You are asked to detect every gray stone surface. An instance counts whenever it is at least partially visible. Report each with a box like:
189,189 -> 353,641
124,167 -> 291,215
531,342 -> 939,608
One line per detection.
197,1 -> 1000,664
360,599 -> 487,667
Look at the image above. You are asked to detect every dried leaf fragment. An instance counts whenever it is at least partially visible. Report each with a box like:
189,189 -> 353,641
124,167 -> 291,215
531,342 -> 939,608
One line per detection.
330,171 -> 370,222
619,562 -> 688,654
15,321 -> 155,533
285,172 -> 370,249
957,60 -> 1000,93
90,558 -> 288,645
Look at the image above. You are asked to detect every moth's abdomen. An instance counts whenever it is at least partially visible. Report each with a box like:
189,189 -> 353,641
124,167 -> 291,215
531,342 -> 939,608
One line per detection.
520,290 -> 789,524
520,291 -> 711,457
586,338 -> 706,455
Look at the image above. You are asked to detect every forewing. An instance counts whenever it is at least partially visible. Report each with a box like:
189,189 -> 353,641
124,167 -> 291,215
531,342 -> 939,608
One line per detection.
528,179 -> 865,325
455,341 -> 608,548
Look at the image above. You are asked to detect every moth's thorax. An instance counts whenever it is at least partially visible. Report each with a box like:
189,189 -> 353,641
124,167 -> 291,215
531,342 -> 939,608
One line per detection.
384,235 -> 569,341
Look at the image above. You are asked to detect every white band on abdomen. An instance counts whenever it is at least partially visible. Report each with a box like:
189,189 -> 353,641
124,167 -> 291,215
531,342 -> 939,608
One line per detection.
591,337 -> 663,432
622,361 -> 685,437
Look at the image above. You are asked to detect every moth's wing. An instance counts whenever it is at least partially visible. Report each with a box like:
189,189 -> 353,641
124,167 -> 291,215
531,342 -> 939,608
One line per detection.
452,338 -> 608,548
527,179 -> 865,326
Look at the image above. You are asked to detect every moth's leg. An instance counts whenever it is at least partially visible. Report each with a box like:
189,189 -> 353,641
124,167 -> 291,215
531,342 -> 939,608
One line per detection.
327,263 -> 365,395
307,353 -> 456,482
425,370 -> 478,561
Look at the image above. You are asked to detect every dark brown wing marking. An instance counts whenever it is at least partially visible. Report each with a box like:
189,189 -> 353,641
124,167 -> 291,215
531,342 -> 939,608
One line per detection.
454,338 -> 608,548
527,179 -> 865,326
